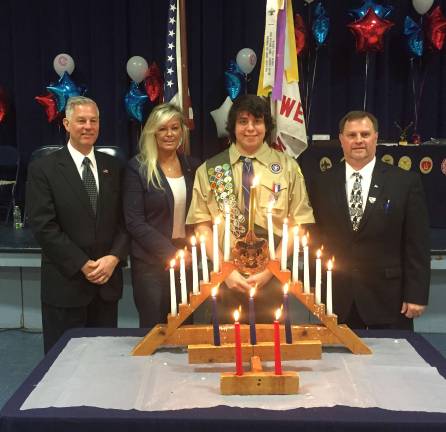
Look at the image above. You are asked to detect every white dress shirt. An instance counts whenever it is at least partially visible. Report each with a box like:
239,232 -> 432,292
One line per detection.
67,141 -> 100,191
345,157 -> 376,212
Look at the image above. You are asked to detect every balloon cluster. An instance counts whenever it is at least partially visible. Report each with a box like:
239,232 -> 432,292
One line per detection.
35,54 -> 85,123
124,56 -> 163,122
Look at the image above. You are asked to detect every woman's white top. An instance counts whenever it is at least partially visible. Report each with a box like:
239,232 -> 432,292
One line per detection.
166,176 -> 187,239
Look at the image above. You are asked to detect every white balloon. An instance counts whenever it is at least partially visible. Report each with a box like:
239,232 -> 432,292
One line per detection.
53,53 -> 75,77
236,48 -> 257,75
210,96 -> 233,138
126,56 -> 149,83
304,0 -> 315,3
412,0 -> 434,15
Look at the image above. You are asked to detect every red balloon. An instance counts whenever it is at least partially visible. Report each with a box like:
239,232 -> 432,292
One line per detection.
425,6 -> 446,51
294,14 -> 307,56
35,93 -> 59,122
0,87 -> 7,123
144,62 -> 163,103
347,8 -> 394,53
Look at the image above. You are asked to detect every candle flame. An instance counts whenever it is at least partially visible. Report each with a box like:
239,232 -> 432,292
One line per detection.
268,199 -> 274,212
321,244 -> 324,251
327,259 -> 333,271
214,216 -> 221,225
252,176 -> 259,187
170,259 -> 176,268
225,203 -> 230,214
293,225 -> 299,235
199,235 -> 205,243
250,287 -> 256,298
233,309 -> 240,322
283,217 -> 288,225
316,249 -> 321,258
178,249 -> 185,259
283,283 -> 289,294
275,308 -> 282,320
301,234 -> 308,247
211,285 -> 219,297
191,236 -> 196,246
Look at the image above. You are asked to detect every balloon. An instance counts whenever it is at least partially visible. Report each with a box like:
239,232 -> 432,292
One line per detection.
126,56 -> 148,84
53,53 -> 75,77
0,87 -> 6,123
425,6 -> 446,51
349,1 -> 393,20
224,60 -> 243,100
404,16 -> 424,57
412,0 -> 434,15
46,72 -> 82,112
144,62 -> 163,102
35,93 -> 59,122
312,3 -> 330,46
236,48 -> 257,75
124,81 -> 148,122
294,14 -> 307,56
210,96 -> 233,138
304,0 -> 315,3
347,8 -> 394,53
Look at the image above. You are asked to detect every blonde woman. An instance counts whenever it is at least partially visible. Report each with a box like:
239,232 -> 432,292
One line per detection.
123,103 -> 199,328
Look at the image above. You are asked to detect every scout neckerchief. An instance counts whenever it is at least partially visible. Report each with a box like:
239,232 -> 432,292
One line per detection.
206,149 -> 247,238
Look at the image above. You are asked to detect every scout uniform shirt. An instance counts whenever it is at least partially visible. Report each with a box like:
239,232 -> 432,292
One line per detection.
186,142 -> 314,250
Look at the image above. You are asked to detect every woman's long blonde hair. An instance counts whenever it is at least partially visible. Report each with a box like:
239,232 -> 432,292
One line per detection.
137,103 -> 189,190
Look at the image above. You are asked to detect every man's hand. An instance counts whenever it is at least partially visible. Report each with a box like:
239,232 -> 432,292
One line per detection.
85,255 -> 120,285
81,260 -> 99,278
401,302 -> 426,319
225,270 -> 253,293
245,268 -> 273,289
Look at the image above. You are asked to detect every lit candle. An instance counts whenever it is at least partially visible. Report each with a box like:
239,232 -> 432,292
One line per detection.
302,234 -> 310,294
281,218 -> 288,271
292,225 -> 300,282
326,259 -> 333,315
211,286 -> 221,346
248,287 -> 257,345
213,216 -> 220,273
200,235 -> 209,282
224,204 -> 231,261
267,200 -> 275,259
234,309 -> 243,376
248,176 -> 259,232
179,250 -> 187,305
283,284 -> 292,344
169,259 -> 177,316
274,308 -> 283,375
191,236 -> 199,294
315,248 -> 322,304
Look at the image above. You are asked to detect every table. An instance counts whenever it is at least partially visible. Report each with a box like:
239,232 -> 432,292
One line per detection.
1,328 -> 445,432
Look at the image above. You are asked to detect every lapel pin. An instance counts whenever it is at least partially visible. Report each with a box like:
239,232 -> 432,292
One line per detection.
368,197 -> 376,204
102,169 -> 109,175
373,184 -> 379,188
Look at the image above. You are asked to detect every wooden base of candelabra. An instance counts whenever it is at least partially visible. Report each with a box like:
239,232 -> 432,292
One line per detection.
220,356 -> 299,395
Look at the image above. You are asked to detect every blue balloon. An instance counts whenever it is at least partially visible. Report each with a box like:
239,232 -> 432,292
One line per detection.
404,16 -> 424,57
312,3 -> 330,46
225,60 -> 243,100
46,72 -> 82,112
227,59 -> 244,76
349,1 -> 393,20
124,81 -> 148,122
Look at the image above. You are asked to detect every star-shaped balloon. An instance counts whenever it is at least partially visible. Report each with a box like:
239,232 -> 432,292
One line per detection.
46,71 -> 82,112
144,62 -> 163,102
294,14 -> 307,56
347,8 -> 394,53
35,93 -> 59,122
210,96 -> 233,138
312,2 -> 330,46
349,1 -> 393,20
124,81 -> 148,122
425,5 -> 446,51
404,16 -> 424,57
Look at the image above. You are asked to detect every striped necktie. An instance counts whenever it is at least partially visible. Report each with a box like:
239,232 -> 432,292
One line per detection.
82,157 -> 98,214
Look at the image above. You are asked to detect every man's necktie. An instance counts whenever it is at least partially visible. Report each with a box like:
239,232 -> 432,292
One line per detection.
82,157 -> 98,214
241,157 -> 254,219
349,172 -> 363,231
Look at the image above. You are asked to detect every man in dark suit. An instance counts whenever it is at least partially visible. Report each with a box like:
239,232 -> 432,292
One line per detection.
27,96 -> 128,353
309,111 -> 430,330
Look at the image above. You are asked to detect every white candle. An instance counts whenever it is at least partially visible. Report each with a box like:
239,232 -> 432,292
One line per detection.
302,234 -> 310,294
267,201 -> 275,259
292,225 -> 300,282
224,204 -> 231,261
179,250 -> 187,304
281,218 -> 288,271
169,259 -> 177,316
326,259 -> 333,315
200,235 -> 209,283
315,249 -> 322,304
191,236 -> 199,294
213,216 -> 220,273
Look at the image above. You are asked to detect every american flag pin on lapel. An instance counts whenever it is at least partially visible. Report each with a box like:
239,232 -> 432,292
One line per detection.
373,184 -> 379,188
368,197 -> 376,204
102,169 -> 109,174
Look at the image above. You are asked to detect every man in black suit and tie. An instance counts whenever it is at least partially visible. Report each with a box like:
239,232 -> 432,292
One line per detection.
27,96 -> 128,353
309,111 -> 430,330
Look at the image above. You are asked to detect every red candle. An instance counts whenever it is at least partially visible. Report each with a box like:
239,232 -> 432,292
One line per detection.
233,309 -> 243,376
274,308 -> 282,375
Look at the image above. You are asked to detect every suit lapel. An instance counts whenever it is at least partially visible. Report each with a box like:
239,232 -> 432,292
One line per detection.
56,147 -> 95,218
95,152 -> 113,224
331,163 -> 352,231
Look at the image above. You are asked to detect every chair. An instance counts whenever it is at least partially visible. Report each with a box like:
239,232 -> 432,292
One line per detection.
29,145 -> 63,162
0,145 -> 20,223
96,146 -> 128,166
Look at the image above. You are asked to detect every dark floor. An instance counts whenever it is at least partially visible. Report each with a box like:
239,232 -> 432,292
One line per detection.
0,329 -> 445,410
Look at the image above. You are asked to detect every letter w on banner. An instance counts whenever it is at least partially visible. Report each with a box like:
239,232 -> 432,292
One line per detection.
257,0 -> 307,158
163,0 -> 194,154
